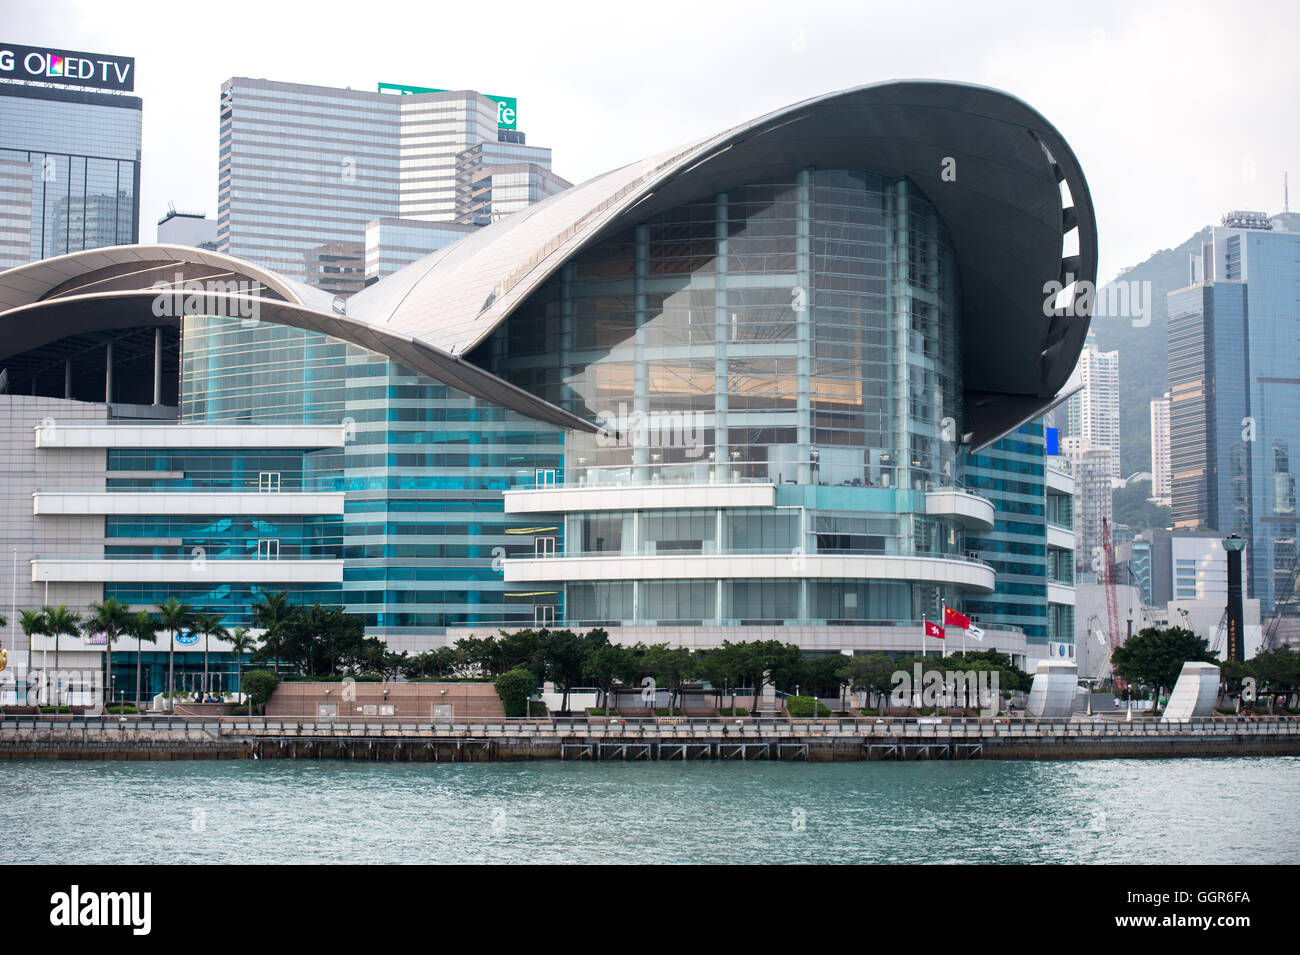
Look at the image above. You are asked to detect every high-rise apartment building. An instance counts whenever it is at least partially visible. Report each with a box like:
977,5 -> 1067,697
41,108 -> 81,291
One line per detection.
1060,436 -> 1113,578
218,78 -> 568,296
1167,213 -> 1300,612
0,43 -> 140,268
1066,334 -> 1122,479
1150,392 -> 1171,506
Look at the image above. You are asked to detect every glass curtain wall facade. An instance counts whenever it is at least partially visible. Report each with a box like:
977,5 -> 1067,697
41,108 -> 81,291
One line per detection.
963,422 -> 1050,642
0,83 -> 141,266
476,171 -> 962,491
1168,226 -> 1300,611
475,171 -> 984,629
181,315 -> 566,641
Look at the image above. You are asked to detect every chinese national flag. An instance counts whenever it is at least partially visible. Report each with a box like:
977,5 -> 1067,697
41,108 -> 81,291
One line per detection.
924,619 -> 945,639
943,606 -> 971,630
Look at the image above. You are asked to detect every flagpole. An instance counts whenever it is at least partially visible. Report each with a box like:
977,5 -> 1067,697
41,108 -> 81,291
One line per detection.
920,617 -> 925,659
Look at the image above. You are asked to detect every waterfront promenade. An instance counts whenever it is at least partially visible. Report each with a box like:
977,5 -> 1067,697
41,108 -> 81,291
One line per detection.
2,714 -> 1298,761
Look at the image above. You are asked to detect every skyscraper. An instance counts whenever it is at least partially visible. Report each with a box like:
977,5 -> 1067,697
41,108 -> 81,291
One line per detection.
0,42 -> 140,268
1060,436 -> 1113,578
1150,392 -> 1171,506
1168,213 -> 1300,611
1066,333 -> 1122,479
217,78 -> 568,296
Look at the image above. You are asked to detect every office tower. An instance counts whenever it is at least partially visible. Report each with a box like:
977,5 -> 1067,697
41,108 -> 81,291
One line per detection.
1066,334 -> 1122,479
1150,392 -> 1171,505
1060,436 -> 1113,578
0,43 -> 140,268
218,78 -> 568,296
1168,212 -> 1300,611
157,209 -> 218,249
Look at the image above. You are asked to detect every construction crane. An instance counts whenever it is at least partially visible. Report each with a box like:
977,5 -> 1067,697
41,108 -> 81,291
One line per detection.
1101,516 -> 1125,691
1262,549 -> 1300,651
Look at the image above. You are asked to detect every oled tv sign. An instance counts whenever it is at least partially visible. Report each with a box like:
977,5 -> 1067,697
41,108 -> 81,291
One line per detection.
0,43 -> 134,92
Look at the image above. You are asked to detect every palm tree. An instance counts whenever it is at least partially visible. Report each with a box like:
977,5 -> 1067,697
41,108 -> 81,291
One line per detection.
43,605 -> 81,707
87,598 -> 131,713
19,609 -> 47,705
251,590 -> 292,676
128,610 -> 159,711
227,626 -> 259,713
156,598 -> 194,710
191,611 -> 229,699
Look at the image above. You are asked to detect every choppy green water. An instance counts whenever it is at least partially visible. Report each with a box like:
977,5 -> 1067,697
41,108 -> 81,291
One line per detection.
3,758 -> 1297,864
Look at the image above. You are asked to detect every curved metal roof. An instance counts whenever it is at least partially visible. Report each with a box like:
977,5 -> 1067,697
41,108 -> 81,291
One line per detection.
347,79 -> 1097,447
1,81 -> 1095,447
0,255 -> 598,434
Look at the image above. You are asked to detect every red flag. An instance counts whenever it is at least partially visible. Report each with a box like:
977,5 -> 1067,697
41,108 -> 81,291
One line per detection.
943,606 -> 971,630
924,619 -> 945,640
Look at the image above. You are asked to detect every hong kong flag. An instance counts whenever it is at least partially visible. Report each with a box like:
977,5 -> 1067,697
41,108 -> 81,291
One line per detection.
924,619 -> 946,640
943,606 -> 971,630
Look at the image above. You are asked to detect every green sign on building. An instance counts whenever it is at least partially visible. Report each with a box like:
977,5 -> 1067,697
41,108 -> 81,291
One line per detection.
378,82 -> 518,130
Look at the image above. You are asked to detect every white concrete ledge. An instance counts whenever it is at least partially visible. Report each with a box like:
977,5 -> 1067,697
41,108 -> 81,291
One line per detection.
31,558 -> 343,584
34,491 -> 345,516
504,553 -> 996,592
504,482 -> 776,514
35,422 -> 346,449
925,490 -> 996,530
1047,582 -> 1076,606
1046,524 -> 1076,551
1046,467 -> 1074,494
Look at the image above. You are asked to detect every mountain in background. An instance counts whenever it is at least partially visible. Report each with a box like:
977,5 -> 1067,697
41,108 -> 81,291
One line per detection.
1087,226 -> 1212,476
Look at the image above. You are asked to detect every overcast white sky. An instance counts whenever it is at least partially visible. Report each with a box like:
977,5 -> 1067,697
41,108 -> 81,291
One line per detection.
6,0 -> 1298,282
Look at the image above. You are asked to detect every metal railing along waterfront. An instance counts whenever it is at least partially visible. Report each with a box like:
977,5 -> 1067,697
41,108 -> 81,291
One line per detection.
4,714 -> 1297,741
190,714 -> 1300,740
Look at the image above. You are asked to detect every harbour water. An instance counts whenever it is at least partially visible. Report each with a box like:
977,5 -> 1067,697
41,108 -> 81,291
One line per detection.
3,757 -> 1298,864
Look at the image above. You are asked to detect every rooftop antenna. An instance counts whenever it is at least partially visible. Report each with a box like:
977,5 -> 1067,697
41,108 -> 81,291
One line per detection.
1285,171 -> 1290,214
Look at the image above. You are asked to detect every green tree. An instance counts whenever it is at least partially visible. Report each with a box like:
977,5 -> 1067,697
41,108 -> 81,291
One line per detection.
241,669 -> 279,715
87,598 -> 132,711
643,643 -> 694,713
494,666 -> 536,718
540,629 -> 587,714
19,609 -> 47,704
1250,647 -> 1300,712
583,640 -> 635,710
156,598 -> 195,706
228,627 -> 260,703
43,605 -> 81,705
191,611 -> 229,698
254,604 -> 368,676
844,653 -> 899,714
127,610 -> 158,711
1111,627 -> 1215,697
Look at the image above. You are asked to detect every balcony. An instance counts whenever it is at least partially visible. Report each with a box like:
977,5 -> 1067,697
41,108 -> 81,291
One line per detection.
504,482 -> 776,514
34,422 -> 347,450
504,552 -> 996,592
925,490 -> 996,530
33,490 -> 344,517
31,557 -> 344,584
